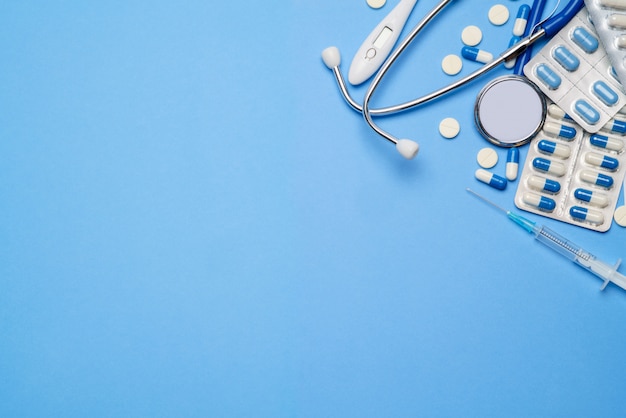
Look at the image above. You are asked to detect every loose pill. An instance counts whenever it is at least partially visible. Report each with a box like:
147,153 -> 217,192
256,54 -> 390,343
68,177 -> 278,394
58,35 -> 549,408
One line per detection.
593,80 -> 619,106
475,169 -> 507,190
590,133 -> 625,151
533,157 -> 566,176
571,26 -> 599,54
536,64 -> 561,90
537,139 -> 571,158
553,46 -> 580,72
506,148 -> 519,181
602,118 -> 626,134
461,46 -> 493,64
570,206 -> 605,224
504,36 -> 521,69
580,169 -> 614,188
599,0 -> 626,10
442,54 -> 462,75
544,121 -> 577,139
528,175 -> 561,193
462,25 -> 482,46
488,4 -> 510,26
585,152 -> 619,170
574,188 -> 609,208
523,192 -> 556,212
608,14 -> 626,29
477,147 -> 499,168
574,99 -> 601,125
513,4 -> 531,37
367,0 -> 386,9
614,206 -> 626,227
439,117 -> 460,138
547,104 -> 573,121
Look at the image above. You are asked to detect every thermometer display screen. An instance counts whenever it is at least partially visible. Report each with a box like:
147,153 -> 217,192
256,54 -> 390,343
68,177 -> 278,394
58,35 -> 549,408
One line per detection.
373,26 -> 393,49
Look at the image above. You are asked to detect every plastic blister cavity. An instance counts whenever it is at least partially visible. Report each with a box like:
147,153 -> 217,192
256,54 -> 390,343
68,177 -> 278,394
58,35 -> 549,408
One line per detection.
515,102 -> 626,232
524,9 -> 626,134
584,0 -> 626,89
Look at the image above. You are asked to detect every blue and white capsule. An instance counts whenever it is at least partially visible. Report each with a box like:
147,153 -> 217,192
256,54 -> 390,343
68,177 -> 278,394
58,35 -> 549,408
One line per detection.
506,148 -> 519,181
528,175 -> 561,194
574,188 -> 609,208
580,170 -> 614,188
590,133 -> 624,152
504,36 -> 521,69
585,152 -> 619,170
475,169 -> 507,190
570,206 -> 604,225
537,139 -> 571,159
513,4 -> 531,37
533,157 -> 566,176
461,46 -> 493,64
547,104 -> 573,121
544,121 -> 577,139
523,192 -> 556,212
602,118 -> 626,135
571,26 -> 599,54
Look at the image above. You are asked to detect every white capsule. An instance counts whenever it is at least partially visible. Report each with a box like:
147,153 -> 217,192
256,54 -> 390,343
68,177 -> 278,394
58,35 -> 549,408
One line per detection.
513,4 -> 530,37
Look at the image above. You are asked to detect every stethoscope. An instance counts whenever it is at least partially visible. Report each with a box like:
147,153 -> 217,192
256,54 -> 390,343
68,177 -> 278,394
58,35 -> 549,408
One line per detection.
321,0 -> 584,159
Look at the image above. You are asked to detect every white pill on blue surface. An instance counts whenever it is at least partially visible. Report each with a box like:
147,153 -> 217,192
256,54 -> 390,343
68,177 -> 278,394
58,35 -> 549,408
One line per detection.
574,188 -> 609,208
477,147 -> 499,168
439,117 -> 460,138
475,169 -> 507,190
461,25 -> 482,46
528,175 -> 561,193
506,148 -> 519,181
442,54 -> 463,75
513,4 -> 530,36
523,192 -> 556,212
367,0 -> 386,8
544,122 -> 576,139
570,206 -> 604,225
461,46 -> 493,64
614,206 -> 626,227
488,4 -> 510,26
533,157 -> 566,176
580,170 -> 614,188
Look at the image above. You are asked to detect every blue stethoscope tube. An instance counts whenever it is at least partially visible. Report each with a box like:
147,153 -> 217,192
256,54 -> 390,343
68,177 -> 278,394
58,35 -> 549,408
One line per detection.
324,0 -> 584,158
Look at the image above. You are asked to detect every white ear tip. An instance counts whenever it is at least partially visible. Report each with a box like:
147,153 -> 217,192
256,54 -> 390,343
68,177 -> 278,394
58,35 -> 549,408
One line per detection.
321,46 -> 341,68
396,139 -> 419,159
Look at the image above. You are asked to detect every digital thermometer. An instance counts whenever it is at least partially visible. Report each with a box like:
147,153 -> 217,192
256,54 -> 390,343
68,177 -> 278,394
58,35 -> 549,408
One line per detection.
348,0 -> 418,85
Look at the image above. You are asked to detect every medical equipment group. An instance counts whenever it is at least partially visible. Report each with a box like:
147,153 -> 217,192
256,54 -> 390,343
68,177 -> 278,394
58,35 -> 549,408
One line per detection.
322,0 -> 626,292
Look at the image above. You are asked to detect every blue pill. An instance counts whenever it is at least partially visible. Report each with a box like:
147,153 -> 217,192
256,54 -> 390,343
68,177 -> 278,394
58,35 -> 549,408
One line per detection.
593,81 -> 619,106
507,147 -> 519,163
571,26 -> 599,54
570,206 -> 604,224
553,46 -> 580,72
536,64 -> 561,90
580,170 -> 614,188
533,157 -> 566,176
574,100 -> 600,125
528,175 -> 561,193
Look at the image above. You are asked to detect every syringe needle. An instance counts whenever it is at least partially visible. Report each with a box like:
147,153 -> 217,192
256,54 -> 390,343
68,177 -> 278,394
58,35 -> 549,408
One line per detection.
466,188 -> 509,214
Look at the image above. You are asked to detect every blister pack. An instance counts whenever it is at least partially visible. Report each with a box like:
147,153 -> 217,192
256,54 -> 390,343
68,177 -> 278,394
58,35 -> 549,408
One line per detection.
514,103 -> 626,232
524,8 -> 626,133
584,0 -> 626,89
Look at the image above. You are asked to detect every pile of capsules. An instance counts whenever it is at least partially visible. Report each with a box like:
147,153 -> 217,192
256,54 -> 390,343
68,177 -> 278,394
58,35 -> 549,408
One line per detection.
514,103 -> 626,232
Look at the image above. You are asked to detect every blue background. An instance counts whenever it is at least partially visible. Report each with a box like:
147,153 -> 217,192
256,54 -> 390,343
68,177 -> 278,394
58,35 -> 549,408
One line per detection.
2,0 -> 626,416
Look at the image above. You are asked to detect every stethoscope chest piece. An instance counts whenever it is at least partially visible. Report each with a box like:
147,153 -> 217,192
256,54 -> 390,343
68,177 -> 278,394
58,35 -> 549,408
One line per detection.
474,75 -> 547,147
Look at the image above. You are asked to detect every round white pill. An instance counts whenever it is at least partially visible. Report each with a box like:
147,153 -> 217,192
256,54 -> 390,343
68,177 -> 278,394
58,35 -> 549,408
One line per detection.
477,147 -> 499,168
367,0 -> 386,9
614,206 -> 626,227
442,54 -> 462,75
488,4 -> 510,26
461,25 -> 482,46
439,117 -> 460,138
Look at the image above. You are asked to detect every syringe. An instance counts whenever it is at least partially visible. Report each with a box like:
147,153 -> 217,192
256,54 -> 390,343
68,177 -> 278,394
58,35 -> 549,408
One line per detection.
467,189 -> 626,292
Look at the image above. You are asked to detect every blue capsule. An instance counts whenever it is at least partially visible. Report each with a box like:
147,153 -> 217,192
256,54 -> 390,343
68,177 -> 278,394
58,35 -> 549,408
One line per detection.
506,148 -> 519,181
475,169 -> 507,190
504,36 -> 522,69
585,152 -> 619,170
533,157 -> 566,176
536,64 -> 561,89
580,170 -> 614,188
553,46 -> 580,72
590,133 -> 625,151
570,206 -> 604,224
593,81 -> 619,106
513,5 -> 531,37
461,46 -> 493,64
571,26 -> 599,54
574,188 -> 610,207
528,175 -> 561,193
544,122 -> 577,139
574,100 -> 600,125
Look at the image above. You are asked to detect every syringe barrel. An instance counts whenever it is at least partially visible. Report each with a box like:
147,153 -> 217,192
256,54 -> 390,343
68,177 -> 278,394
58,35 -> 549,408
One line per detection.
534,225 -> 584,262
